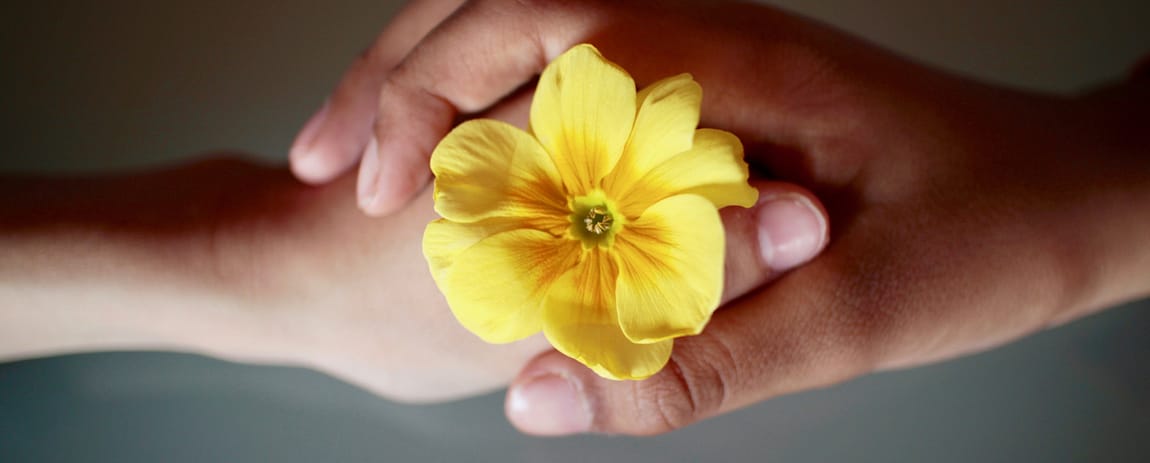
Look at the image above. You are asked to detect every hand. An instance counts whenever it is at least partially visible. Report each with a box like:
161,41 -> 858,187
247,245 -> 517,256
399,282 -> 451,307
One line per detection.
0,159 -> 829,403
290,0 -> 1150,435
0,0 -> 831,403
284,0 -> 833,399
0,158 -> 551,401
288,0 -> 466,186
207,167 -> 556,402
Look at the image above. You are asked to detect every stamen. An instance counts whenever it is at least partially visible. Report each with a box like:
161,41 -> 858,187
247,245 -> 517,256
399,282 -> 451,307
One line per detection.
584,206 -> 613,235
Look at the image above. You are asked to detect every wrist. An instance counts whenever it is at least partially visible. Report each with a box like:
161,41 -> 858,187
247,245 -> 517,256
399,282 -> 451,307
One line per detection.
0,194 -> 224,360
0,160 -> 296,363
1048,83 -> 1150,323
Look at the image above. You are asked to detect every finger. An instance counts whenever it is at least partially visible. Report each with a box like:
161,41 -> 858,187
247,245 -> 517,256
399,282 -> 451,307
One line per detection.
357,0 -> 587,214
505,181 -> 833,436
505,277 -> 864,436
357,49 -> 542,217
719,181 -> 828,304
354,0 -> 869,214
290,0 -> 466,184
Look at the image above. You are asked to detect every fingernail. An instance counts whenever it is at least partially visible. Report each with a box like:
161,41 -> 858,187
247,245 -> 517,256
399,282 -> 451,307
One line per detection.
507,373 -> 591,436
357,137 -> 380,210
757,194 -> 827,271
290,100 -> 330,161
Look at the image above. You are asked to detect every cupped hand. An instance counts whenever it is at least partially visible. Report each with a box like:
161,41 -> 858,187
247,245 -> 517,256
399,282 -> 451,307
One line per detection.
215,166 -> 826,403
288,0 -> 1150,435
279,0 -> 831,403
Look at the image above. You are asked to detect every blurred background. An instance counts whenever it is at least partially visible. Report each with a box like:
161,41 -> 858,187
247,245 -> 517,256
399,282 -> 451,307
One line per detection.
1,1 -> 1148,461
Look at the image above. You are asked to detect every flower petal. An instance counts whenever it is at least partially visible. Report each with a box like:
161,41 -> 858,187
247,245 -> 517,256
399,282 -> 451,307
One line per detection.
431,119 -> 568,230
616,129 -> 758,218
543,248 -> 672,380
530,44 -> 636,195
423,218 -> 521,284
547,322 -> 673,381
605,73 -> 701,194
614,194 -> 725,344
441,228 -> 580,343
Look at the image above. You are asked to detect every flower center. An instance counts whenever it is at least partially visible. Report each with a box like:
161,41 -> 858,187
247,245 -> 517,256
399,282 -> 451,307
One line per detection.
584,206 -> 613,235
569,190 -> 623,248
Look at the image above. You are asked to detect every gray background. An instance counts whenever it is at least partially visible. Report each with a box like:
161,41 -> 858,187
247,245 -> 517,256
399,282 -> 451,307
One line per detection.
1,0 -> 1148,461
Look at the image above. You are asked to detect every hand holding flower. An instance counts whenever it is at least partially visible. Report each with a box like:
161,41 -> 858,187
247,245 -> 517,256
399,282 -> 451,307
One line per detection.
425,45 -> 765,380
291,0 -> 1150,436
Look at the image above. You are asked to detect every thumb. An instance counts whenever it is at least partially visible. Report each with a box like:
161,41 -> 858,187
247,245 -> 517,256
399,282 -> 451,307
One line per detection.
505,181 -> 832,436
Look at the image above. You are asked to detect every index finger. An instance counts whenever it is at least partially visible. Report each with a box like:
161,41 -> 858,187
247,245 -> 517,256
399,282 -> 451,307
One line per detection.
358,0 -> 854,215
357,0 -> 590,214
290,0 -> 467,185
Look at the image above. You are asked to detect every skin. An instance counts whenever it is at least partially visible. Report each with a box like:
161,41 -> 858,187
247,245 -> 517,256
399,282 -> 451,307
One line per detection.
0,163 -> 541,401
289,0 -> 1150,436
0,156 -> 821,403
2,0 -> 1147,439
0,0 -> 827,404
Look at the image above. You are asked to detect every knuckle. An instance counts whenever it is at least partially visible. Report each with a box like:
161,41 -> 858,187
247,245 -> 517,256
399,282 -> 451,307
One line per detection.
468,0 -> 553,18
822,258 -> 907,371
376,71 -> 415,113
348,41 -> 395,77
508,0 -> 563,13
352,46 -> 375,70
379,62 -> 410,94
633,337 -> 736,434
379,59 -> 457,113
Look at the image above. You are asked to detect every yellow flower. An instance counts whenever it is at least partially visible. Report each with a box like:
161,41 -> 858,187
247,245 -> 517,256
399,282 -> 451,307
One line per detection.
423,44 -> 757,380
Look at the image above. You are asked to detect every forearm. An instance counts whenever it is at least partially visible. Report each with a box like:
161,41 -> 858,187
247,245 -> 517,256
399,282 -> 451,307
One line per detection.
0,160 -> 290,361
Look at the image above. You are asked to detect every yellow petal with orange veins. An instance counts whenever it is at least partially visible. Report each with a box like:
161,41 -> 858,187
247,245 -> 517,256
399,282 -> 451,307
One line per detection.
431,119 -> 568,229
531,44 -> 636,195
425,43 -> 759,380
542,248 -> 671,380
442,229 -> 580,343
614,194 -> 725,344
547,322 -> 673,381
423,218 -> 522,285
605,73 -> 702,194
616,129 -> 758,218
